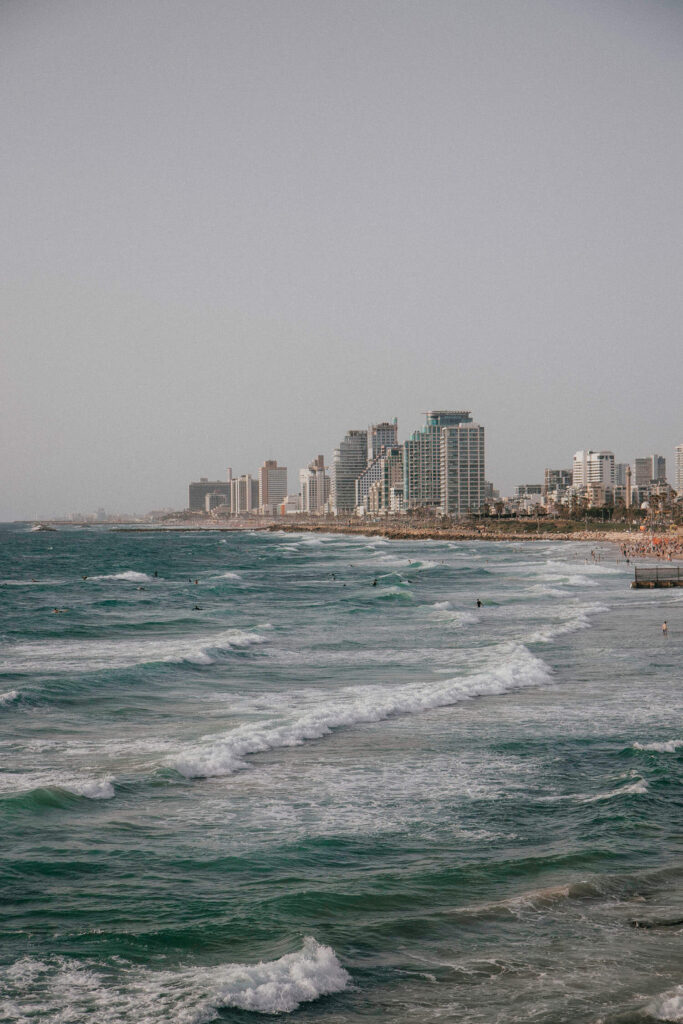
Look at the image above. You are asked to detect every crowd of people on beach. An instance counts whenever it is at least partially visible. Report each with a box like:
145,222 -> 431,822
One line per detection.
620,535 -> 683,561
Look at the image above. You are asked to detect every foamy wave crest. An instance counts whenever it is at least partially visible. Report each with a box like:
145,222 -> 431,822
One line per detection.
172,643 -> 550,778
633,740 -> 683,754
430,603 -> 479,627
90,571 -> 153,583
648,985 -> 683,1022
526,601 -> 608,643
0,939 -> 349,1021
0,628 -> 266,673
580,778 -> 649,803
215,571 -> 241,580
0,689 -> 20,706
63,778 -> 116,800
0,773 -> 115,800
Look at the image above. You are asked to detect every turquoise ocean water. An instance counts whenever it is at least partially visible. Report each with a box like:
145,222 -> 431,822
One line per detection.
0,524 -> 681,1023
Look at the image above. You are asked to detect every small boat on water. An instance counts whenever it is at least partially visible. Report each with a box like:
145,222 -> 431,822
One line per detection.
30,524 -> 57,532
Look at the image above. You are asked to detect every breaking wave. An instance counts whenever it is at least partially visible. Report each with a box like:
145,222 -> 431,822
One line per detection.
0,689 -> 20,706
171,643 -> 551,778
0,938 -> 350,1021
526,601 -> 608,643
648,985 -> 683,1022
89,571 -> 154,583
0,629 -> 266,674
633,740 -> 683,754
0,773 -> 115,804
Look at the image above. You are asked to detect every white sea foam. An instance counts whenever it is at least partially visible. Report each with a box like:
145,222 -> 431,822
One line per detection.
0,689 -> 20,706
579,778 -> 649,802
171,643 -> 551,779
215,571 -> 242,580
648,985 -> 683,1022
0,938 -> 350,1021
0,772 -> 115,800
526,601 -> 608,643
90,571 -> 153,583
428,603 -> 479,628
0,629 -> 266,673
535,773 -> 649,805
633,740 -> 683,753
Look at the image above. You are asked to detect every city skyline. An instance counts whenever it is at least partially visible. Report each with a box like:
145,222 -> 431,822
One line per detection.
3,0 -> 683,519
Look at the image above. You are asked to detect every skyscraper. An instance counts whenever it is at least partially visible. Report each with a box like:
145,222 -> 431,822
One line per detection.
230,475 -> 259,515
675,444 -> 683,495
299,455 -> 330,514
367,420 -> 398,462
404,411 -> 472,509
572,451 -> 615,488
635,455 -> 666,487
258,460 -> 288,514
331,430 -> 368,513
440,423 -> 485,516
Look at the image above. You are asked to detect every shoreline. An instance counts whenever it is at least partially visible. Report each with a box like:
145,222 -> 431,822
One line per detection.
37,519 -> 681,558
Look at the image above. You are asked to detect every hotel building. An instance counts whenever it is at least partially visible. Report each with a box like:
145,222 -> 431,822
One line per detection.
440,423 -> 486,516
331,430 -> 368,513
404,411 -> 473,509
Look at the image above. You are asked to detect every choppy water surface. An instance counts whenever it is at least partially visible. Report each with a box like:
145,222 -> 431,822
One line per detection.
0,525 -> 681,1023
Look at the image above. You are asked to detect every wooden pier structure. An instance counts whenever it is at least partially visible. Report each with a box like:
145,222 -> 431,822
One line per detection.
632,566 -> 683,589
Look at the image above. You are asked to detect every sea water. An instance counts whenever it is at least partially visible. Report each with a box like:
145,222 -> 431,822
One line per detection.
0,524 -> 681,1023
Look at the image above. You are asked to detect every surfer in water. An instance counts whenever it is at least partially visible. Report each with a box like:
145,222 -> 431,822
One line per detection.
476,599 -> 482,608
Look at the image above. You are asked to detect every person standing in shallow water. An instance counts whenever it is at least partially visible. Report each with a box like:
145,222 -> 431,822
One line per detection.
662,621 -> 668,637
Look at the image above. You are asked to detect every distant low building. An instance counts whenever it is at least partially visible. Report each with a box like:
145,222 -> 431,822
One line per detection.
189,477 -> 231,512
543,469 -> 572,498
279,494 -> 301,515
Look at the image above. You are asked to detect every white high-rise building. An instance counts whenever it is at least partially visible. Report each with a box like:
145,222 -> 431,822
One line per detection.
331,430 -> 367,513
230,474 -> 259,515
675,444 -> 683,495
440,423 -> 486,516
258,460 -> 288,514
404,411 -> 473,509
299,455 -> 330,514
572,450 -> 615,488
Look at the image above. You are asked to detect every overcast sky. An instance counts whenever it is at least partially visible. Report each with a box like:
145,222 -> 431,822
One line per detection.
2,0 -> 682,517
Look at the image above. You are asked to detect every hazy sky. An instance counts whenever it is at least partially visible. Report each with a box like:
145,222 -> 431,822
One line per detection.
2,0 -> 682,517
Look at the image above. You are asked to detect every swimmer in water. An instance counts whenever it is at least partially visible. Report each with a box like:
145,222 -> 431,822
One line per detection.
476,599 -> 482,608
662,621 -> 668,637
